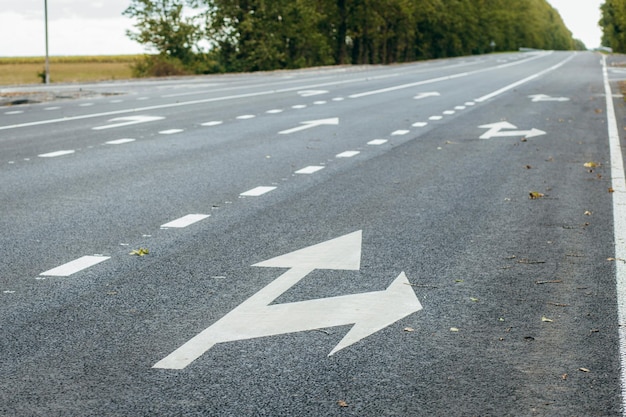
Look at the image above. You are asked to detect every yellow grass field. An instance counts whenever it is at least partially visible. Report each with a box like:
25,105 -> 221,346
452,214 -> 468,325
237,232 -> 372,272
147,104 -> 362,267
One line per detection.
0,56 -> 141,86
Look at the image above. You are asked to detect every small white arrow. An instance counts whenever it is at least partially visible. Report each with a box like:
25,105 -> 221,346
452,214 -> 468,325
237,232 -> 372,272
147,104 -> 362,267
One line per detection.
279,117 -> 339,135
479,121 -> 546,140
529,94 -> 570,102
298,90 -> 329,97
153,231 -> 422,369
92,115 -> 164,130
414,92 -> 441,100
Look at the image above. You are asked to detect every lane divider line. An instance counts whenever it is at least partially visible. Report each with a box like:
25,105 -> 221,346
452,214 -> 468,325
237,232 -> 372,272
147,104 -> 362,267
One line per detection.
295,166 -> 325,174
161,214 -> 211,229
40,255 -> 110,277
240,186 -> 277,197
38,150 -> 75,158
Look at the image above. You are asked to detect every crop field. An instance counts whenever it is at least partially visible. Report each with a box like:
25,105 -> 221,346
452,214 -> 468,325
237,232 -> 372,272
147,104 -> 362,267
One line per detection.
0,55 -> 141,86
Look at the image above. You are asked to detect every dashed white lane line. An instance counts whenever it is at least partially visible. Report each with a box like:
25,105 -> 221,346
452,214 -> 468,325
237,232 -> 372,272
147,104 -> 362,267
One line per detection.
267,109 -> 283,114
240,186 -> 277,197
336,151 -> 360,158
237,115 -> 255,120
44,106 -> 61,111
161,214 -> 210,229
292,105 -> 307,109
38,150 -> 75,158
314,101 -> 327,105
391,130 -> 410,136
413,122 -> 428,127
455,106 -> 466,110
368,139 -> 388,145
332,97 -> 345,102
202,121 -> 223,126
159,129 -> 184,135
295,166 -> 325,174
443,110 -> 455,115
429,116 -> 443,121
40,255 -> 110,277
79,103 -> 94,107
5,110 -> 24,115
110,99 -> 123,103
106,138 -> 136,145
465,102 -> 476,106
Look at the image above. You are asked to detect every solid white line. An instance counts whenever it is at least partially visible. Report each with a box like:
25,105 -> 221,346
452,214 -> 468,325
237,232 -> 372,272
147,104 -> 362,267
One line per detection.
161,214 -> 210,228
349,72 -> 469,99
295,166 -> 325,174
38,150 -> 75,158
603,55 -> 626,414
336,151 -> 360,158
105,138 -> 135,145
40,255 -> 110,277
240,186 -> 277,197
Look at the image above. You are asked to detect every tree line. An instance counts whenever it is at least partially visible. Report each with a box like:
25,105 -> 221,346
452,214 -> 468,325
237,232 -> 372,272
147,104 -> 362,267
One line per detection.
124,0 -> 580,76
601,0 -> 626,53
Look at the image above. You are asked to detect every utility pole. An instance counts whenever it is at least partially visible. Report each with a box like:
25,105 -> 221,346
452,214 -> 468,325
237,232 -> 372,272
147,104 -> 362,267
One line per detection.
44,0 -> 50,84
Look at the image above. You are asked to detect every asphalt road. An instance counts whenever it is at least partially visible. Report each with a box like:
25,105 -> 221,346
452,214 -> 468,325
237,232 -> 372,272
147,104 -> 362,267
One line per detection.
2,51 -> 626,416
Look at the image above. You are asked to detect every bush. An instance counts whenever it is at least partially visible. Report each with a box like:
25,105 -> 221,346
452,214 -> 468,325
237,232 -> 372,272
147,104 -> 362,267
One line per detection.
130,55 -> 188,77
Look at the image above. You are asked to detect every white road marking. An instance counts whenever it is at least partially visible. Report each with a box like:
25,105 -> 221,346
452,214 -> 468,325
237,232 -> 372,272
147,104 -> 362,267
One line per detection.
105,138 -> 136,145
40,255 -> 110,277
44,107 -> 61,111
292,105 -> 307,109
137,97 -> 149,101
159,129 -> 184,135
237,115 -> 255,120
336,151 -> 360,158
110,99 -> 123,103
443,110 -> 455,115
413,122 -> 428,127
279,118 -> 339,135
455,106 -> 466,110
240,186 -> 277,197
368,139 -> 388,145
93,115 -> 165,130
201,121 -> 223,126
465,102 -> 476,106
391,130 -> 409,136
314,101 -> 327,105
603,55 -> 626,412
161,214 -> 210,229
332,97 -> 345,101
429,116 -> 443,121
295,166 -> 325,174
349,73 -> 469,98
5,111 -> 23,115
266,109 -> 283,114
79,103 -> 94,107
38,150 -> 75,158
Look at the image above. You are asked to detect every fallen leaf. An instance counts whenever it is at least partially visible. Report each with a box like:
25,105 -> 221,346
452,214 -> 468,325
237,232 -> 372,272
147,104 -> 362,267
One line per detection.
450,327 -> 460,332
584,161 -> 599,168
337,400 -> 348,408
404,327 -> 415,332
529,191 -> 545,199
541,316 -> 554,323
130,248 -> 149,256
470,297 -> 479,302
609,187 -> 615,193
584,210 -> 592,216
525,165 -> 533,169
562,373 -> 568,380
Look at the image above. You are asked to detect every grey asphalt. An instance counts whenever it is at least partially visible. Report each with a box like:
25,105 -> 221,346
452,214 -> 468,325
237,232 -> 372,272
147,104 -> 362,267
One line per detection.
1,51 -> 624,416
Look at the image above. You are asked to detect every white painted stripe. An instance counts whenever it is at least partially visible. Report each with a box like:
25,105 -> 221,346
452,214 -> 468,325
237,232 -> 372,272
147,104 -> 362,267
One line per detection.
443,110 -> 455,115
267,109 -> 283,114
465,102 -> 476,106
336,151 -> 360,158
314,101 -> 327,105
79,103 -> 94,107
476,54 -> 575,103
240,186 -> 277,197
332,97 -> 345,101
429,116 -> 443,121
38,150 -> 75,158
161,214 -> 210,228
455,106 -> 466,110
413,122 -> 428,127
201,121 -> 223,126
603,55 -> 626,413
391,130 -> 409,136
296,166 -> 325,174
45,106 -> 61,111
5,111 -> 24,115
159,129 -> 183,135
110,100 -> 123,103
40,255 -> 110,277
368,139 -> 388,145
106,138 -> 135,145
292,105 -> 307,109
349,73 -> 469,98
237,115 -> 255,120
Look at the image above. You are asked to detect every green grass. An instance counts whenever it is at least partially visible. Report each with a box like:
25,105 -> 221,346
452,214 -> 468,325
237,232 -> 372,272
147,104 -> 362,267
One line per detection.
0,55 -> 143,86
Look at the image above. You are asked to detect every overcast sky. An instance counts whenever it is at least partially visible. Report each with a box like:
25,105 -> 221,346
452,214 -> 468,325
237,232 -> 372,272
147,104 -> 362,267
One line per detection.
0,0 -> 605,57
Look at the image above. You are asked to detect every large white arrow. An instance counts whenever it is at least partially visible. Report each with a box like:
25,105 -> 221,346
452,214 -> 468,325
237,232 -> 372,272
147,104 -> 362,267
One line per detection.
414,92 -> 440,100
528,94 -> 570,102
153,231 -> 422,369
92,115 -> 164,130
479,121 -> 546,140
279,117 -> 339,135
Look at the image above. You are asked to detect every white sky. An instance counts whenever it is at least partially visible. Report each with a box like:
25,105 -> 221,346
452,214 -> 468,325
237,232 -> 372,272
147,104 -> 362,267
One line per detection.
0,0 -> 605,57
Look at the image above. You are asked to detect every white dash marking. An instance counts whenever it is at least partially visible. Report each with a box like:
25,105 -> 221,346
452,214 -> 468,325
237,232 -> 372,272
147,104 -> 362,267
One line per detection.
336,151 -> 360,158
413,122 -> 428,127
137,97 -> 149,101
159,129 -> 184,135
266,109 -> 283,114
455,106 -> 466,110
429,116 -> 443,121
79,103 -> 94,107
110,99 -> 123,103
295,166 -> 325,174
465,102 -> 476,106
202,121 -> 223,127
161,214 -> 210,229
292,105 -> 307,109
44,106 -> 61,111
5,111 -> 23,115
332,97 -> 345,102
38,150 -> 75,158
40,255 -> 110,277
314,101 -> 327,105
443,110 -> 455,115
237,115 -> 255,120
391,130 -> 410,136
240,186 -> 277,197
368,139 -> 388,145
106,138 -> 135,145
